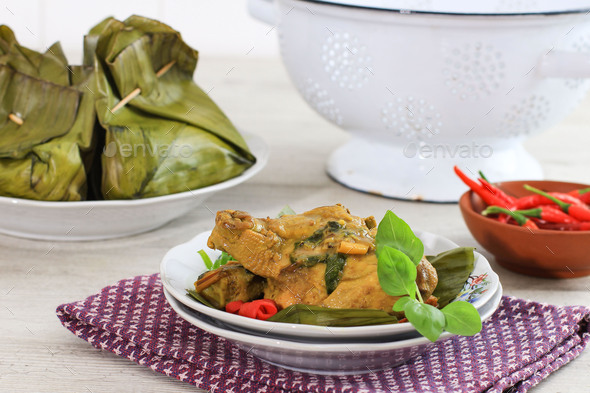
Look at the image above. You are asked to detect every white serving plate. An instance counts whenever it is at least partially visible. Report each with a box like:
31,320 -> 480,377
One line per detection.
163,282 -> 503,374
0,133 -> 268,241
160,229 -> 499,340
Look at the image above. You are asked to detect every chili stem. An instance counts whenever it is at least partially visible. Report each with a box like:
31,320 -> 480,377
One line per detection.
478,170 -> 489,182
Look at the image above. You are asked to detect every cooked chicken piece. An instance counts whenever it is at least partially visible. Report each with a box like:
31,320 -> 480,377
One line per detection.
264,263 -> 328,307
196,265 -> 264,309
203,205 -> 439,313
265,253 -> 437,311
207,204 -> 374,278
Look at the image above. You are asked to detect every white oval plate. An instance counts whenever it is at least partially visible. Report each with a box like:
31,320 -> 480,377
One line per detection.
160,229 -> 499,340
0,133 -> 268,241
163,283 -> 503,374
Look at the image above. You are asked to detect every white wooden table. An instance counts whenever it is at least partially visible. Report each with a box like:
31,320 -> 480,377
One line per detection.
1,58 -> 589,392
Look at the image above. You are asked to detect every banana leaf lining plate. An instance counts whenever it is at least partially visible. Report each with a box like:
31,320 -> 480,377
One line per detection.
0,132 -> 268,241
160,228 -> 500,340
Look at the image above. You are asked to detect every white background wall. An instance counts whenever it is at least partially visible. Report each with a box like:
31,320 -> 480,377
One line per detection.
0,0 -> 280,61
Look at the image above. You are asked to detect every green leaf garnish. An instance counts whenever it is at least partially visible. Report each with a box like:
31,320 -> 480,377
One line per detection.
377,246 -> 417,298
376,210 -> 424,266
277,205 -> 296,217
213,251 -> 235,270
375,211 -> 482,342
441,301 -> 482,336
198,249 -> 234,271
392,296 -> 416,312
404,301 -> 446,342
198,249 -> 213,270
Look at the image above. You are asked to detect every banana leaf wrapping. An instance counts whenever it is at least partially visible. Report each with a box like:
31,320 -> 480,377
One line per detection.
86,16 -> 255,199
0,26 -> 96,201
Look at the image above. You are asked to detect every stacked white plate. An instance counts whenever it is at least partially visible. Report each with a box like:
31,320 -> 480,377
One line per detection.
161,230 -> 502,375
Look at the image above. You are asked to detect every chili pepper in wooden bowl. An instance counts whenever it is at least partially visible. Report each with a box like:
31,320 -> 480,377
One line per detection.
513,192 -> 585,210
568,187 -> 590,204
458,180 -> 590,278
524,185 -> 590,222
454,166 -> 510,208
515,206 -> 579,224
482,206 -> 539,229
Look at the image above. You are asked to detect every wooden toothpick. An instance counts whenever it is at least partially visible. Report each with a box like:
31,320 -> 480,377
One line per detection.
8,113 -> 23,126
111,60 -> 176,114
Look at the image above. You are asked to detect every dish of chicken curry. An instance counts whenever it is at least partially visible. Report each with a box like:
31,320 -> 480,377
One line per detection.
194,204 -> 438,313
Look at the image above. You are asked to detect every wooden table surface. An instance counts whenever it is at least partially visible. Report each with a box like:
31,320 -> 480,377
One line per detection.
1,57 -> 589,392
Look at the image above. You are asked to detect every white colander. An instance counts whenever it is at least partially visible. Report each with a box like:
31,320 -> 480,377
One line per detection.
249,0 -> 590,202
296,0 -> 590,14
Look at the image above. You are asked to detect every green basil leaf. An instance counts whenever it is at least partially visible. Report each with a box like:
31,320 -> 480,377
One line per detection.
376,210 -> 424,266
392,296 -> 416,312
377,246 -> 417,298
404,301 -> 446,342
198,249 -> 213,270
441,301 -> 482,336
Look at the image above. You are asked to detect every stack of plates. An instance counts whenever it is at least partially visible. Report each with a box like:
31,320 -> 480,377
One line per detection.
161,231 -> 502,375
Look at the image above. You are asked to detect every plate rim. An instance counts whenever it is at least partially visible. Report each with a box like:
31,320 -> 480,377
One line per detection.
163,282 -> 503,352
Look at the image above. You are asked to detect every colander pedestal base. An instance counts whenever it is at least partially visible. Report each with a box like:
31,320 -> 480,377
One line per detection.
326,138 -> 543,203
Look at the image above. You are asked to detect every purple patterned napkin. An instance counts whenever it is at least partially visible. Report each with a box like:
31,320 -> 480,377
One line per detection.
56,274 -> 590,393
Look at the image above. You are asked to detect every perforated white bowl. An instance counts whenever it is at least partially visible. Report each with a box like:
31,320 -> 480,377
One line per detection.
249,0 -> 590,201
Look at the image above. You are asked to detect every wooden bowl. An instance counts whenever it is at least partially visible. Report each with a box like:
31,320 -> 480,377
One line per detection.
458,180 -> 590,278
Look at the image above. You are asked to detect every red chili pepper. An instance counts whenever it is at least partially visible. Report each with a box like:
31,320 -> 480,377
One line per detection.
515,207 -> 579,224
536,222 -> 590,231
524,185 -> 590,222
225,301 -> 244,314
566,204 -> 590,222
237,299 -> 279,320
476,171 -> 514,222
478,178 -> 517,205
482,206 -> 539,229
254,299 -> 279,320
454,166 -> 510,207
513,195 -> 545,210
514,193 -> 584,210
548,192 -> 586,206
568,187 -> 590,204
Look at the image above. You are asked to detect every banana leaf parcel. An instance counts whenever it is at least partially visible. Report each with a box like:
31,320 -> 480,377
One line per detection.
0,26 -> 96,201
86,16 -> 255,199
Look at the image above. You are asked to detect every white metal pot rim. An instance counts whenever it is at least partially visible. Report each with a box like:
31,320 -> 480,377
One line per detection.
294,0 -> 590,17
